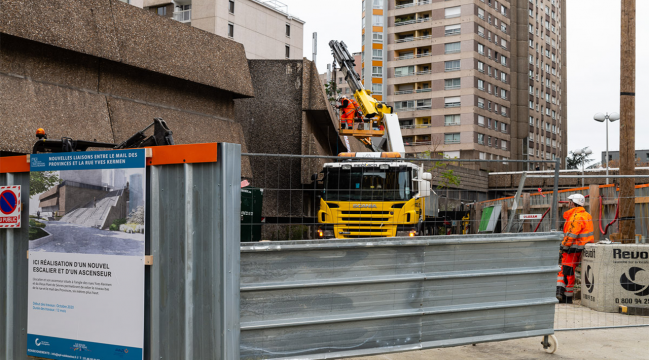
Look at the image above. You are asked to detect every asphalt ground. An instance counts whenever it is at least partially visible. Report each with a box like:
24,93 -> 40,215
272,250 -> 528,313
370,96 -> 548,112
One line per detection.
350,327 -> 649,360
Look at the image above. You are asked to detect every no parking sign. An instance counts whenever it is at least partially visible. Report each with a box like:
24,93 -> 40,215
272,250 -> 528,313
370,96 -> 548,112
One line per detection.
0,185 -> 21,228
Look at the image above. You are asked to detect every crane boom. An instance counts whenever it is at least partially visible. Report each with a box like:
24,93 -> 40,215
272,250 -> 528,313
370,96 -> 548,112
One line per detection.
329,40 -> 404,156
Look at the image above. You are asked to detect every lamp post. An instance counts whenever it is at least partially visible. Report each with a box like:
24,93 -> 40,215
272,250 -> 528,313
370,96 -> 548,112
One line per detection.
573,147 -> 593,188
593,112 -> 620,184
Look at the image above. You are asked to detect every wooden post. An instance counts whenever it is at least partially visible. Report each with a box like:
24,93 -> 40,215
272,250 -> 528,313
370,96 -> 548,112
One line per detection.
473,203 -> 482,234
501,202 -> 509,233
620,0 -> 636,242
522,193 -> 531,232
589,184 -> 601,242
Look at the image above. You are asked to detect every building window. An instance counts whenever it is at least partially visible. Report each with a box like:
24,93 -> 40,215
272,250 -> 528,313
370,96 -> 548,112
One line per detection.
228,23 -> 234,38
372,49 -> 383,60
477,43 -> 485,55
157,6 -> 167,16
445,97 -> 461,108
478,134 -> 485,145
286,24 -> 291,37
477,79 -> 484,91
478,115 -> 485,126
445,60 -> 460,72
395,66 -> 414,77
445,78 -> 461,90
229,0 -> 235,14
372,15 -> 383,26
477,61 -> 484,72
372,33 -> 383,42
445,24 -> 461,36
372,83 -> 383,94
372,66 -> 383,76
478,8 -> 485,19
285,45 -> 290,58
373,0 -> 383,8
445,114 -> 460,126
445,6 -> 461,18
445,133 -> 461,144
477,97 -> 485,109
445,42 -> 461,54
501,123 -> 507,132
478,25 -> 485,37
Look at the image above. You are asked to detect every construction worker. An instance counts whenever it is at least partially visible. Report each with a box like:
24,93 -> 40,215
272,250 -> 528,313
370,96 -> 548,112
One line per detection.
338,97 -> 356,130
556,193 -> 594,304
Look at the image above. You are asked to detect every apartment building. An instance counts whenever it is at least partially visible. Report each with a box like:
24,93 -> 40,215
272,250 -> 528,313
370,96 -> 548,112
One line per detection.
362,0 -> 567,170
143,0 -> 304,60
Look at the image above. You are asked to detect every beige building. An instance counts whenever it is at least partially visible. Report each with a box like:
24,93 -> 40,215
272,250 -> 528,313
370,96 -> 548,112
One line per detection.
362,0 -> 567,171
142,0 -> 304,60
319,52 -> 362,99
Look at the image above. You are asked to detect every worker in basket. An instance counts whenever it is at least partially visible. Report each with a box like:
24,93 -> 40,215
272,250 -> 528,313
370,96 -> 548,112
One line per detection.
338,96 -> 360,130
556,194 -> 594,304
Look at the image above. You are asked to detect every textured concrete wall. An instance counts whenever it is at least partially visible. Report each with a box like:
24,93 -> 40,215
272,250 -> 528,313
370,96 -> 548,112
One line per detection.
0,0 -> 255,176
235,59 -> 358,217
0,0 -> 254,97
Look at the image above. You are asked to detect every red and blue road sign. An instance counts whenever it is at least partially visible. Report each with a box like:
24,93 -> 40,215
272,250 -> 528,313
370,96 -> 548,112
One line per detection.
0,186 -> 21,228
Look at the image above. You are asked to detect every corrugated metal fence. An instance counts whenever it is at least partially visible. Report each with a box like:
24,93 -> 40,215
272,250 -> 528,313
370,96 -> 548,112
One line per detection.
239,232 -> 562,359
0,143 -> 242,360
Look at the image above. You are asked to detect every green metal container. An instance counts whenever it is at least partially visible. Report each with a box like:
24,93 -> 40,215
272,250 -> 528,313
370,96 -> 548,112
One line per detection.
241,187 -> 263,242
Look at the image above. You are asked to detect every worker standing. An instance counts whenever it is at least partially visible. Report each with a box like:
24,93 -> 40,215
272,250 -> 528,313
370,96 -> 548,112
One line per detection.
338,97 -> 356,130
556,194 -> 594,304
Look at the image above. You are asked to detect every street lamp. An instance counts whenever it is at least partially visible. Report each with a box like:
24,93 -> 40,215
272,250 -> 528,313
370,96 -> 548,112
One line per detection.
593,112 -> 620,184
573,147 -> 593,187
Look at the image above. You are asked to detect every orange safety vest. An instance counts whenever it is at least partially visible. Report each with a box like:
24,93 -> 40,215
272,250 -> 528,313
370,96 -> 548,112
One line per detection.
562,207 -> 595,251
340,99 -> 358,125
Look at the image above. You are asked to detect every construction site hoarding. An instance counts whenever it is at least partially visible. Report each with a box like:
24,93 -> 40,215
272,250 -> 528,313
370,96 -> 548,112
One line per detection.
27,149 -> 146,360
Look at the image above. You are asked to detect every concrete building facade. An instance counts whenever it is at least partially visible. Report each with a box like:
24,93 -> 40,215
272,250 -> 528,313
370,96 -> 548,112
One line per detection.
143,0 -> 304,60
361,0 -> 567,171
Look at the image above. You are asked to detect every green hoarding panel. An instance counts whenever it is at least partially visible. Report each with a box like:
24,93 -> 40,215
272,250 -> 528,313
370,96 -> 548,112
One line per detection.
241,187 -> 263,242
479,206 -> 494,232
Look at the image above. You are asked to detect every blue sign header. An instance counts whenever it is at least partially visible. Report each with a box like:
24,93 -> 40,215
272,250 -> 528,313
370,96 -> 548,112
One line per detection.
30,149 -> 146,172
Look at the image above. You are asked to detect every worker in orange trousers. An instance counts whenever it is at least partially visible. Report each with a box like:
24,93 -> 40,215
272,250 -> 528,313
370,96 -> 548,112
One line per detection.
557,194 -> 595,304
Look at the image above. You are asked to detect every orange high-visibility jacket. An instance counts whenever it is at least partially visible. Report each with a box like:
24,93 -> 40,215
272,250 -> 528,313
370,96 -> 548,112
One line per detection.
562,207 -> 595,251
340,99 -> 358,124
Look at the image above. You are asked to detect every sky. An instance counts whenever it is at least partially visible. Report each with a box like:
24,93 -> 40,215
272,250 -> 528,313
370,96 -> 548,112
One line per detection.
280,0 -> 649,165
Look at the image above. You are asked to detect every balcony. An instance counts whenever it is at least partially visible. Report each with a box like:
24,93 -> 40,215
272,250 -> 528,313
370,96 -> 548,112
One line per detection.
395,35 -> 432,44
444,121 -> 460,126
404,141 -> 432,146
445,102 -> 461,108
395,0 -> 432,10
173,9 -> 191,23
395,53 -> 431,61
394,88 -> 432,95
395,17 -> 432,27
400,124 -> 432,129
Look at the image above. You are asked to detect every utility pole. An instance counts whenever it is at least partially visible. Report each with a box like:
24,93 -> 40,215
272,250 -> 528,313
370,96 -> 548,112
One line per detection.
619,0 -> 636,242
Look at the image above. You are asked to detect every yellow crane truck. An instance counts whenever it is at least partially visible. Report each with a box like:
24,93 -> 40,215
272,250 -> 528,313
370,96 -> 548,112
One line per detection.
316,41 -> 437,239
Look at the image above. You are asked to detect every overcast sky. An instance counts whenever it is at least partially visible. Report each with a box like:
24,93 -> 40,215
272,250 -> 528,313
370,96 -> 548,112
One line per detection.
281,0 -> 648,165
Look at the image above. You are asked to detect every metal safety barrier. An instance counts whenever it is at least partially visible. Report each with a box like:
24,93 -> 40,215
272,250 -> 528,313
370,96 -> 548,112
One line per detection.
0,143 -> 242,360
239,232 -> 562,359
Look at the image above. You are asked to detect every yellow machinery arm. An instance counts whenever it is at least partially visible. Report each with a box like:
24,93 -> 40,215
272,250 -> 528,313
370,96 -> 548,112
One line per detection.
329,40 -> 393,123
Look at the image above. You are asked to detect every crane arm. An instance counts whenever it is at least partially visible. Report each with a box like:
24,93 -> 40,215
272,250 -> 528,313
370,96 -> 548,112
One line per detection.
329,40 -> 393,121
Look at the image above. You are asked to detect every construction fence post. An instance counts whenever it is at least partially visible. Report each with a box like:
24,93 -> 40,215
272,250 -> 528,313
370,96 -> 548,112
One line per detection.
589,184 -> 601,242
551,159 -> 560,230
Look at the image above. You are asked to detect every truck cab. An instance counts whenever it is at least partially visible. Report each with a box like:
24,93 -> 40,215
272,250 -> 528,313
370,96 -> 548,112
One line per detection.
317,160 -> 434,239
